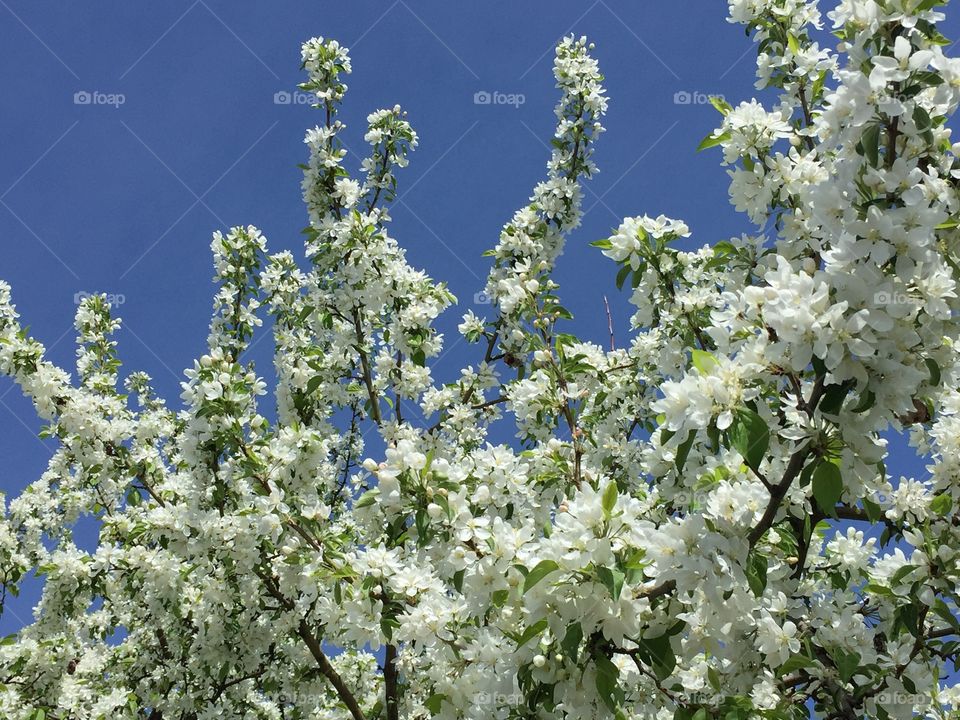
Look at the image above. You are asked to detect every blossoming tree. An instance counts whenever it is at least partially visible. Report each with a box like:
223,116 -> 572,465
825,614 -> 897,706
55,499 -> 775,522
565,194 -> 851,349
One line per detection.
3,0 -> 960,718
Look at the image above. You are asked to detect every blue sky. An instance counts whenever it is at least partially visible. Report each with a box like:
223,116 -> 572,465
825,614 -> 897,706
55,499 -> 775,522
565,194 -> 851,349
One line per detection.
0,2 -> 956,634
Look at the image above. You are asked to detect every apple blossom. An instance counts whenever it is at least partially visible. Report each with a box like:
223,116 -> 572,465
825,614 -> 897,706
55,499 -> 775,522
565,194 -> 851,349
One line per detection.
2,2 -> 960,719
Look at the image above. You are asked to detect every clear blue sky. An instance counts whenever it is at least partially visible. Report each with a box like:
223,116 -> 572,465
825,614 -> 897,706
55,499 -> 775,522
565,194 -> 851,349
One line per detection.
1,2 -> 956,634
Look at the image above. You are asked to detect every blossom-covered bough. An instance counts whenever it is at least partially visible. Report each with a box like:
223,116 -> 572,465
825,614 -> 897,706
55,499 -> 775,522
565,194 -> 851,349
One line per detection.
3,0 -> 960,717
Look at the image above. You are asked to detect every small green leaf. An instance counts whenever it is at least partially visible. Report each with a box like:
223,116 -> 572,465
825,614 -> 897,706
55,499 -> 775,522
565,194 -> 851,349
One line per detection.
425,693 -> 447,714
812,462 -> 843,517
691,348 -> 718,373
709,96 -> 732,115
861,124 -> 881,168
930,492 -> 952,516
596,566 -> 625,600
593,651 -> 621,712
707,666 -> 722,691
746,550 -> 768,597
779,653 -> 817,675
354,488 -> 380,509
913,106 -> 934,144
675,430 -> 697,473
898,603 -> 920,638
523,560 -> 560,594
926,358 -> 942,387
516,619 -> 548,647
602,482 -> 618,519
306,375 -> 323,395
852,389 -> 876,413
697,131 -> 730,152
831,649 -> 861,683
862,496 -> 883,523
890,564 -> 917,586
728,407 -> 769,469
561,622 -> 583,664
818,381 -> 852,415
931,599 -> 960,630
635,633 -> 676,681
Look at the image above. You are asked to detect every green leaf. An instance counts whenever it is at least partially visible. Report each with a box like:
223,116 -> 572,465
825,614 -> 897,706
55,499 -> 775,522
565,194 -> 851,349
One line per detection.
635,633 -> 676,681
931,599 -> 960,630
831,649 -> 860,683
516,619 -> 548,647
709,96 -> 732,115
862,496 -> 883,523
596,565 -> 625,600
851,389 -> 876,413
424,694 -> 446,714
380,616 -> 400,642
561,622 -> 583,664
746,550 -> 768,597
691,348 -> 718,373
306,375 -> 323,395
818,381 -> 852,415
897,603 -> 920,638
861,124 -> 881,168
593,652 -> 621,712
913,106 -> 934,144
926,358 -> 942,387
812,462 -> 843,517
779,653 -> 817,675
675,430 -> 697,473
354,488 -> 380,509
523,560 -> 560,594
707,666 -> 722,691
728,407 -> 769,469
697,131 -> 730,152
890,564 -> 917,586
602,482 -> 618,519
930,492 -> 952,516
787,32 -> 801,54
